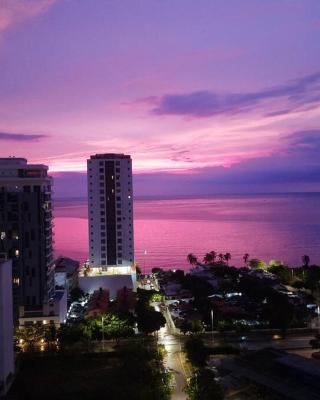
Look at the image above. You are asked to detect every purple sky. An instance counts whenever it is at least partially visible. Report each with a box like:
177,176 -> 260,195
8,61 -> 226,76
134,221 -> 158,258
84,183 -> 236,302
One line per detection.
0,0 -> 320,196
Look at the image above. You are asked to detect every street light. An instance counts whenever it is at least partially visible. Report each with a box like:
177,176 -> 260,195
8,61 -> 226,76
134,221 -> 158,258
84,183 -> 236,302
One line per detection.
211,309 -> 214,344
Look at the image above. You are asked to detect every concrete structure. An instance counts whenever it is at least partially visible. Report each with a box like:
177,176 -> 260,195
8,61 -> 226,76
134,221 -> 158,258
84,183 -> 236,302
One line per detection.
80,154 -> 136,296
19,290 -> 67,327
85,288 -> 109,319
0,158 -> 54,319
54,256 -> 79,293
0,257 -> 14,397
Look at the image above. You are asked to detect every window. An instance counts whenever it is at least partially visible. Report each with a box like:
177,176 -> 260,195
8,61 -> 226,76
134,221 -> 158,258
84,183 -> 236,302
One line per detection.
100,218 -> 105,223
117,224 -> 122,229
100,225 -> 105,230
117,238 -> 122,243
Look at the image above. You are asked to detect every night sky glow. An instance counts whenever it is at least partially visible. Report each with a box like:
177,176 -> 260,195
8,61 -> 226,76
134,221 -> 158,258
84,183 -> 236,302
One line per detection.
0,0 -> 320,196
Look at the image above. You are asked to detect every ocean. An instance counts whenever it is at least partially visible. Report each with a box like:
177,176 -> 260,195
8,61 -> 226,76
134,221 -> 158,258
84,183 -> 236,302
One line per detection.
53,193 -> 320,272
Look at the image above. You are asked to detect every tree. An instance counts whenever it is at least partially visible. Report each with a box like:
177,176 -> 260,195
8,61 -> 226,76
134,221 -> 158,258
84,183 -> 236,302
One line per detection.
186,368 -> 224,400
302,255 -> 310,267
210,251 -> 217,263
262,290 -> 294,333
249,258 -> 266,269
69,286 -> 85,303
187,253 -> 198,266
268,264 -> 292,285
16,325 -> 46,351
203,253 -> 213,264
137,308 -> 166,335
58,322 -> 92,348
217,253 -> 224,264
151,267 -> 163,274
243,253 -> 249,267
184,337 -> 208,367
224,252 -> 231,266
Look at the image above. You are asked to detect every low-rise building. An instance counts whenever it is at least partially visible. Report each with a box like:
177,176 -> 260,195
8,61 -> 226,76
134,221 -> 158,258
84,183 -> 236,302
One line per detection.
19,290 -> 67,327
85,288 -> 109,319
54,256 -> 79,293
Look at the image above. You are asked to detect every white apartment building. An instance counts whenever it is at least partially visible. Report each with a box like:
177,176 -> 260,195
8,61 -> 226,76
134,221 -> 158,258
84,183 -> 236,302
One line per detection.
80,154 -> 135,297
0,257 -> 14,397
87,153 -> 134,271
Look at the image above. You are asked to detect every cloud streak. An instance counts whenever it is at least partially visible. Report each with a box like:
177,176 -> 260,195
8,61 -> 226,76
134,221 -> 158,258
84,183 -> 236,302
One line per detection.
0,0 -> 57,34
150,72 -> 320,118
0,131 -> 48,141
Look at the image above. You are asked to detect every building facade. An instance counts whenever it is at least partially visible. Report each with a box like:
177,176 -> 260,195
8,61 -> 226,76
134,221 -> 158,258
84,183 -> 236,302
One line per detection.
0,257 -> 14,397
0,158 -> 54,319
87,154 -> 134,273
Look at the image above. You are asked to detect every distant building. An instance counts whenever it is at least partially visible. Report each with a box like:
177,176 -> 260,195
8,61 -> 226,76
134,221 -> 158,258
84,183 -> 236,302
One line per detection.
54,256 -> 79,293
0,158 -> 54,319
220,349 -> 320,400
0,257 -> 14,397
116,286 -> 136,312
85,288 -> 109,319
79,154 -> 136,297
87,153 -> 134,269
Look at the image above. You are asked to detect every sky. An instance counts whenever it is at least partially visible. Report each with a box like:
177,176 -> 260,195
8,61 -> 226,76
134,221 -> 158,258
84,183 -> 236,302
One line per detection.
0,0 -> 319,197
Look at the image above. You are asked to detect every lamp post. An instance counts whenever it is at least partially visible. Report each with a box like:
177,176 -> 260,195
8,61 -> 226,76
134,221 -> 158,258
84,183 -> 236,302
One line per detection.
211,309 -> 214,345
102,315 -> 105,351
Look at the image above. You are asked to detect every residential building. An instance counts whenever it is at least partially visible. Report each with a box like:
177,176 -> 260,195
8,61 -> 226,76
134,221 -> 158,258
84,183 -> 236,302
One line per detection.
54,256 -> 79,293
87,153 -> 134,270
0,257 -> 14,397
79,154 -> 136,297
0,157 -> 54,319
85,288 -> 109,319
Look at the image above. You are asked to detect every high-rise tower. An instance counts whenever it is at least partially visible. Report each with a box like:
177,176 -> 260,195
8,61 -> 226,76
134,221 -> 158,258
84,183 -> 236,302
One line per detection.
87,154 -> 134,273
0,158 -> 54,319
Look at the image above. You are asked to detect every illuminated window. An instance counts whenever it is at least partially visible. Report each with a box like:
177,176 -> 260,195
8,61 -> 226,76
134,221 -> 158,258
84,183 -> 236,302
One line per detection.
0,232 -> 5,240
13,277 -> 20,285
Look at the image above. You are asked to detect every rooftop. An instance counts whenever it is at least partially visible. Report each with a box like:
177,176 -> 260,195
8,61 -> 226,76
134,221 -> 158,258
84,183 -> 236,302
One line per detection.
89,153 -> 131,160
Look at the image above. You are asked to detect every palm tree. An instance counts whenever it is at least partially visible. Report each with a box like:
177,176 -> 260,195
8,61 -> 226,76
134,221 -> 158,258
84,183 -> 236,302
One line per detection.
302,255 -> 310,268
187,253 -> 198,266
224,252 -> 231,266
203,253 -> 213,264
210,251 -> 217,263
218,253 -> 224,264
243,253 -> 249,267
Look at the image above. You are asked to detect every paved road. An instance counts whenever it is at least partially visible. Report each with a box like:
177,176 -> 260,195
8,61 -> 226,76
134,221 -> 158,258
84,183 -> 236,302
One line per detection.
158,326 -> 191,400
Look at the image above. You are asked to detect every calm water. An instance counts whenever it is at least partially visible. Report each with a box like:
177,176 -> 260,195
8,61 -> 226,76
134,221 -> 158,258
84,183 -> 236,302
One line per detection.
53,194 -> 320,272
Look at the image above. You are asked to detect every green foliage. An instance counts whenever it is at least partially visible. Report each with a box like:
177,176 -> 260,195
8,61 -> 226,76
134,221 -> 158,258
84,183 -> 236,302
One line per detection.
88,312 -> 135,340
268,264 -> 292,285
185,368 -> 224,400
249,259 -> 266,269
150,292 -> 164,302
137,308 -> 166,335
58,322 -> 92,347
152,267 -> 164,274
12,345 -> 172,400
185,337 -> 208,367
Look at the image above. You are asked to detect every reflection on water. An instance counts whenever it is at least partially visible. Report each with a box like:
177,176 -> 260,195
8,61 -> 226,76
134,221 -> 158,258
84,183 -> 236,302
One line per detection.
54,194 -> 320,272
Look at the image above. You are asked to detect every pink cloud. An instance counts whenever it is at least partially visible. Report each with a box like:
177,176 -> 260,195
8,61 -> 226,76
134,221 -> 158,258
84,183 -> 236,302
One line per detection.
0,0 -> 57,34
